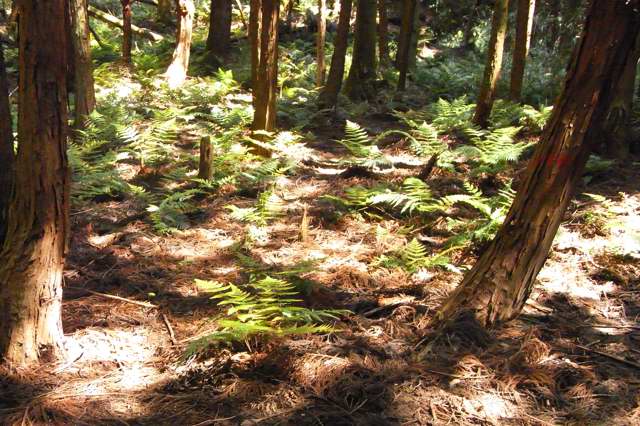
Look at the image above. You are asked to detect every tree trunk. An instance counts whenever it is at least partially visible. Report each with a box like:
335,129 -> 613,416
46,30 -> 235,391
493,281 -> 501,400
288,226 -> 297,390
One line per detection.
435,0 -> 640,328
207,0 -> 232,57
198,136 -> 214,179
605,33 -> 640,159
396,0 -> 417,91
0,43 -> 13,244
158,0 -> 173,23
285,0 -> 296,32
509,0 -> 535,102
377,0 -> 389,66
250,0 -> 279,132
70,0 -> 96,129
316,0 -> 327,86
344,0 -> 377,101
122,0 -> 133,64
472,0 -> 509,128
165,0 -> 194,88
317,0 -> 352,109
0,0 -> 70,366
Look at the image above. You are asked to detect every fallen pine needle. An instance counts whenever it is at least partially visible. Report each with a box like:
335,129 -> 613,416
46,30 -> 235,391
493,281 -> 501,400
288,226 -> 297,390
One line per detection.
576,344 -> 640,370
162,313 -> 178,345
68,286 -> 158,309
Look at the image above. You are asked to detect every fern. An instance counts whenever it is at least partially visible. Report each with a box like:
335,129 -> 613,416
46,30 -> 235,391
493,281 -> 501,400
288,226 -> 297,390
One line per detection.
337,121 -> 392,169
226,188 -> 285,226
147,189 -> 202,234
185,276 -> 346,355
376,238 -> 452,272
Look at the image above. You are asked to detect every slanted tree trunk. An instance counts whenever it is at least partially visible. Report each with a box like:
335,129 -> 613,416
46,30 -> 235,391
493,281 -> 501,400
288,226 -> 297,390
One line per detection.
396,0 -> 417,91
0,43 -> 13,243
121,0 -> 133,64
473,0 -> 509,128
0,0 -> 70,366
317,0 -> 352,109
165,0 -> 195,88
316,0 -> 327,86
377,0 -> 389,66
605,33 -> 640,159
158,0 -> 173,23
509,0 -> 535,102
250,0 -> 279,132
70,0 -> 96,129
344,0 -> 377,101
207,0 -> 232,58
435,0 -> 640,328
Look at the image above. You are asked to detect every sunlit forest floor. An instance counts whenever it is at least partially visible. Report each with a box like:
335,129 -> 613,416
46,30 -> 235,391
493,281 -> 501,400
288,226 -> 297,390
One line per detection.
2,9 -> 640,425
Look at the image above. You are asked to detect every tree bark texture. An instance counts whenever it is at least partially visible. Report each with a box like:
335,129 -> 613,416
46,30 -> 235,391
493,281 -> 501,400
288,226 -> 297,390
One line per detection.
436,0 -> 640,328
199,136 -> 214,179
121,0 -> 133,64
396,0 -> 417,91
377,0 -> 389,66
509,0 -> 535,102
473,0 -> 509,128
158,0 -> 173,23
70,0 -> 96,129
250,0 -> 279,132
605,32 -> 640,159
344,0 -> 377,101
316,0 -> 327,86
317,0 -> 352,109
207,0 -> 232,57
0,0 -> 70,366
0,43 -> 13,244
165,0 -> 195,88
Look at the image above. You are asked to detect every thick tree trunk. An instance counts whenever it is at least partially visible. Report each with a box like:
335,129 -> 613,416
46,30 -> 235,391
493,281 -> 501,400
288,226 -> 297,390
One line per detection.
70,0 -> 96,129
509,0 -> 535,102
158,0 -> 173,23
207,0 -> 232,57
473,0 -> 509,128
121,0 -> 133,64
165,0 -> 194,88
0,43 -> 13,243
316,0 -> 327,86
250,0 -> 279,132
377,0 -> 389,66
436,0 -> 640,328
396,0 -> 417,91
344,0 -> 377,101
317,0 -> 352,109
0,0 -> 70,366
605,33 -> 640,159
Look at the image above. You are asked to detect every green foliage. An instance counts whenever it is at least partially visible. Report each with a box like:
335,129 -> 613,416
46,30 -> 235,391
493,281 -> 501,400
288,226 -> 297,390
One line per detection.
185,276 -> 345,355
438,182 -> 516,248
337,121 -> 391,169
147,189 -> 203,235
520,105 -> 553,134
226,188 -> 285,226
375,238 -> 452,273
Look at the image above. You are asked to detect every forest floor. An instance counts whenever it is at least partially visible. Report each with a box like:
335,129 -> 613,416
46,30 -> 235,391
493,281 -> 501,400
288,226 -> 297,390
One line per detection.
1,108 -> 639,425
1,19 -> 640,424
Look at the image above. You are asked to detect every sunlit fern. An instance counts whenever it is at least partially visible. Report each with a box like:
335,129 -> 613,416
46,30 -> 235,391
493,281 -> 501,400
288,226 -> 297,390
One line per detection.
226,187 -> 285,226
147,188 -> 203,235
185,276 -> 346,356
337,121 -> 392,169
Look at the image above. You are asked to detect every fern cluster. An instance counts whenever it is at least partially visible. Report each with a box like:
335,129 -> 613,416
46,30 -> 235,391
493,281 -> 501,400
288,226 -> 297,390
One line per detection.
337,121 -> 392,170
186,276 -> 345,356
